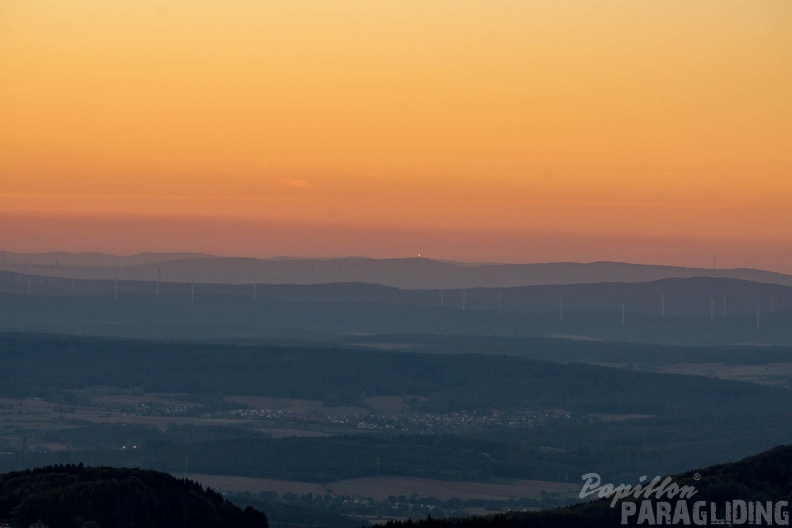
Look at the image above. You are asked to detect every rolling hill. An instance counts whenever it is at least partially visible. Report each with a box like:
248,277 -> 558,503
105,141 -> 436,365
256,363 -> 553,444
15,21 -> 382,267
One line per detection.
0,274 -> 790,345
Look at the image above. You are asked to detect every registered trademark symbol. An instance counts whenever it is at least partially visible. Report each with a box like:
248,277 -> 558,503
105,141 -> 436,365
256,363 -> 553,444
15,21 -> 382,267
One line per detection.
693,473 -> 701,480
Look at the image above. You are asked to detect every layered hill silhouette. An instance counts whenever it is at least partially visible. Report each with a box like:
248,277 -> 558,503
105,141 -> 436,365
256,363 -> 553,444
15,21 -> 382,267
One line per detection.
0,465 -> 268,528
0,273 -> 790,345
3,252 -> 792,289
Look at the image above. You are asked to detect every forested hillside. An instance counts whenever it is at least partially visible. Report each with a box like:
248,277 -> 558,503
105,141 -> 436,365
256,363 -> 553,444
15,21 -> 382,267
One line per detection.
374,445 -> 792,528
0,465 -> 268,528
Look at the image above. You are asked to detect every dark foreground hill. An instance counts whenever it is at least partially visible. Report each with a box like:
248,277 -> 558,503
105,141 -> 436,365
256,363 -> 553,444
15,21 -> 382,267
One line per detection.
376,445 -> 792,528
0,465 -> 268,528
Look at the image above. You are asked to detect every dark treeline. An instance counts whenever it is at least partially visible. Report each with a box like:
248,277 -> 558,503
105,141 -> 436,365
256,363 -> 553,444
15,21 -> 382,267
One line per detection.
2,333 -> 792,416
0,465 -> 268,528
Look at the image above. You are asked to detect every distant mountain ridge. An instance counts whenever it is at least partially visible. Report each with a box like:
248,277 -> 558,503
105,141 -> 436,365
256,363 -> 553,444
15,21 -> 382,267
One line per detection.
0,250 -> 217,267
2,252 -> 792,289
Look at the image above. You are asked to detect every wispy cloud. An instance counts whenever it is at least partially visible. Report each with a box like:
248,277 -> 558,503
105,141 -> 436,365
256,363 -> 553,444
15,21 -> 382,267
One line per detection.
278,178 -> 312,190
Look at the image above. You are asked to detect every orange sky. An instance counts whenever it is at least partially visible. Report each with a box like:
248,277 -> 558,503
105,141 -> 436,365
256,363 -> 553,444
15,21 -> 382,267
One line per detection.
1,1 -> 791,270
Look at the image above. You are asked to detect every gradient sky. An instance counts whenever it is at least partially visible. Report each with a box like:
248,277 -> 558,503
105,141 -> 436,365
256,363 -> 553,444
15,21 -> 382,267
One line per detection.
2,1 -> 791,270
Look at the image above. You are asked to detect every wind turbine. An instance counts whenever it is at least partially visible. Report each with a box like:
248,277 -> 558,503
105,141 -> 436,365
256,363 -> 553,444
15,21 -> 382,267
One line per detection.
440,290 -> 444,308
558,294 -> 564,321
619,299 -> 625,327
253,264 -> 259,301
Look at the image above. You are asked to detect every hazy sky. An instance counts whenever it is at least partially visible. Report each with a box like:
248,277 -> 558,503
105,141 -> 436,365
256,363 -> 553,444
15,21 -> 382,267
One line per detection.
2,2 -> 791,270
